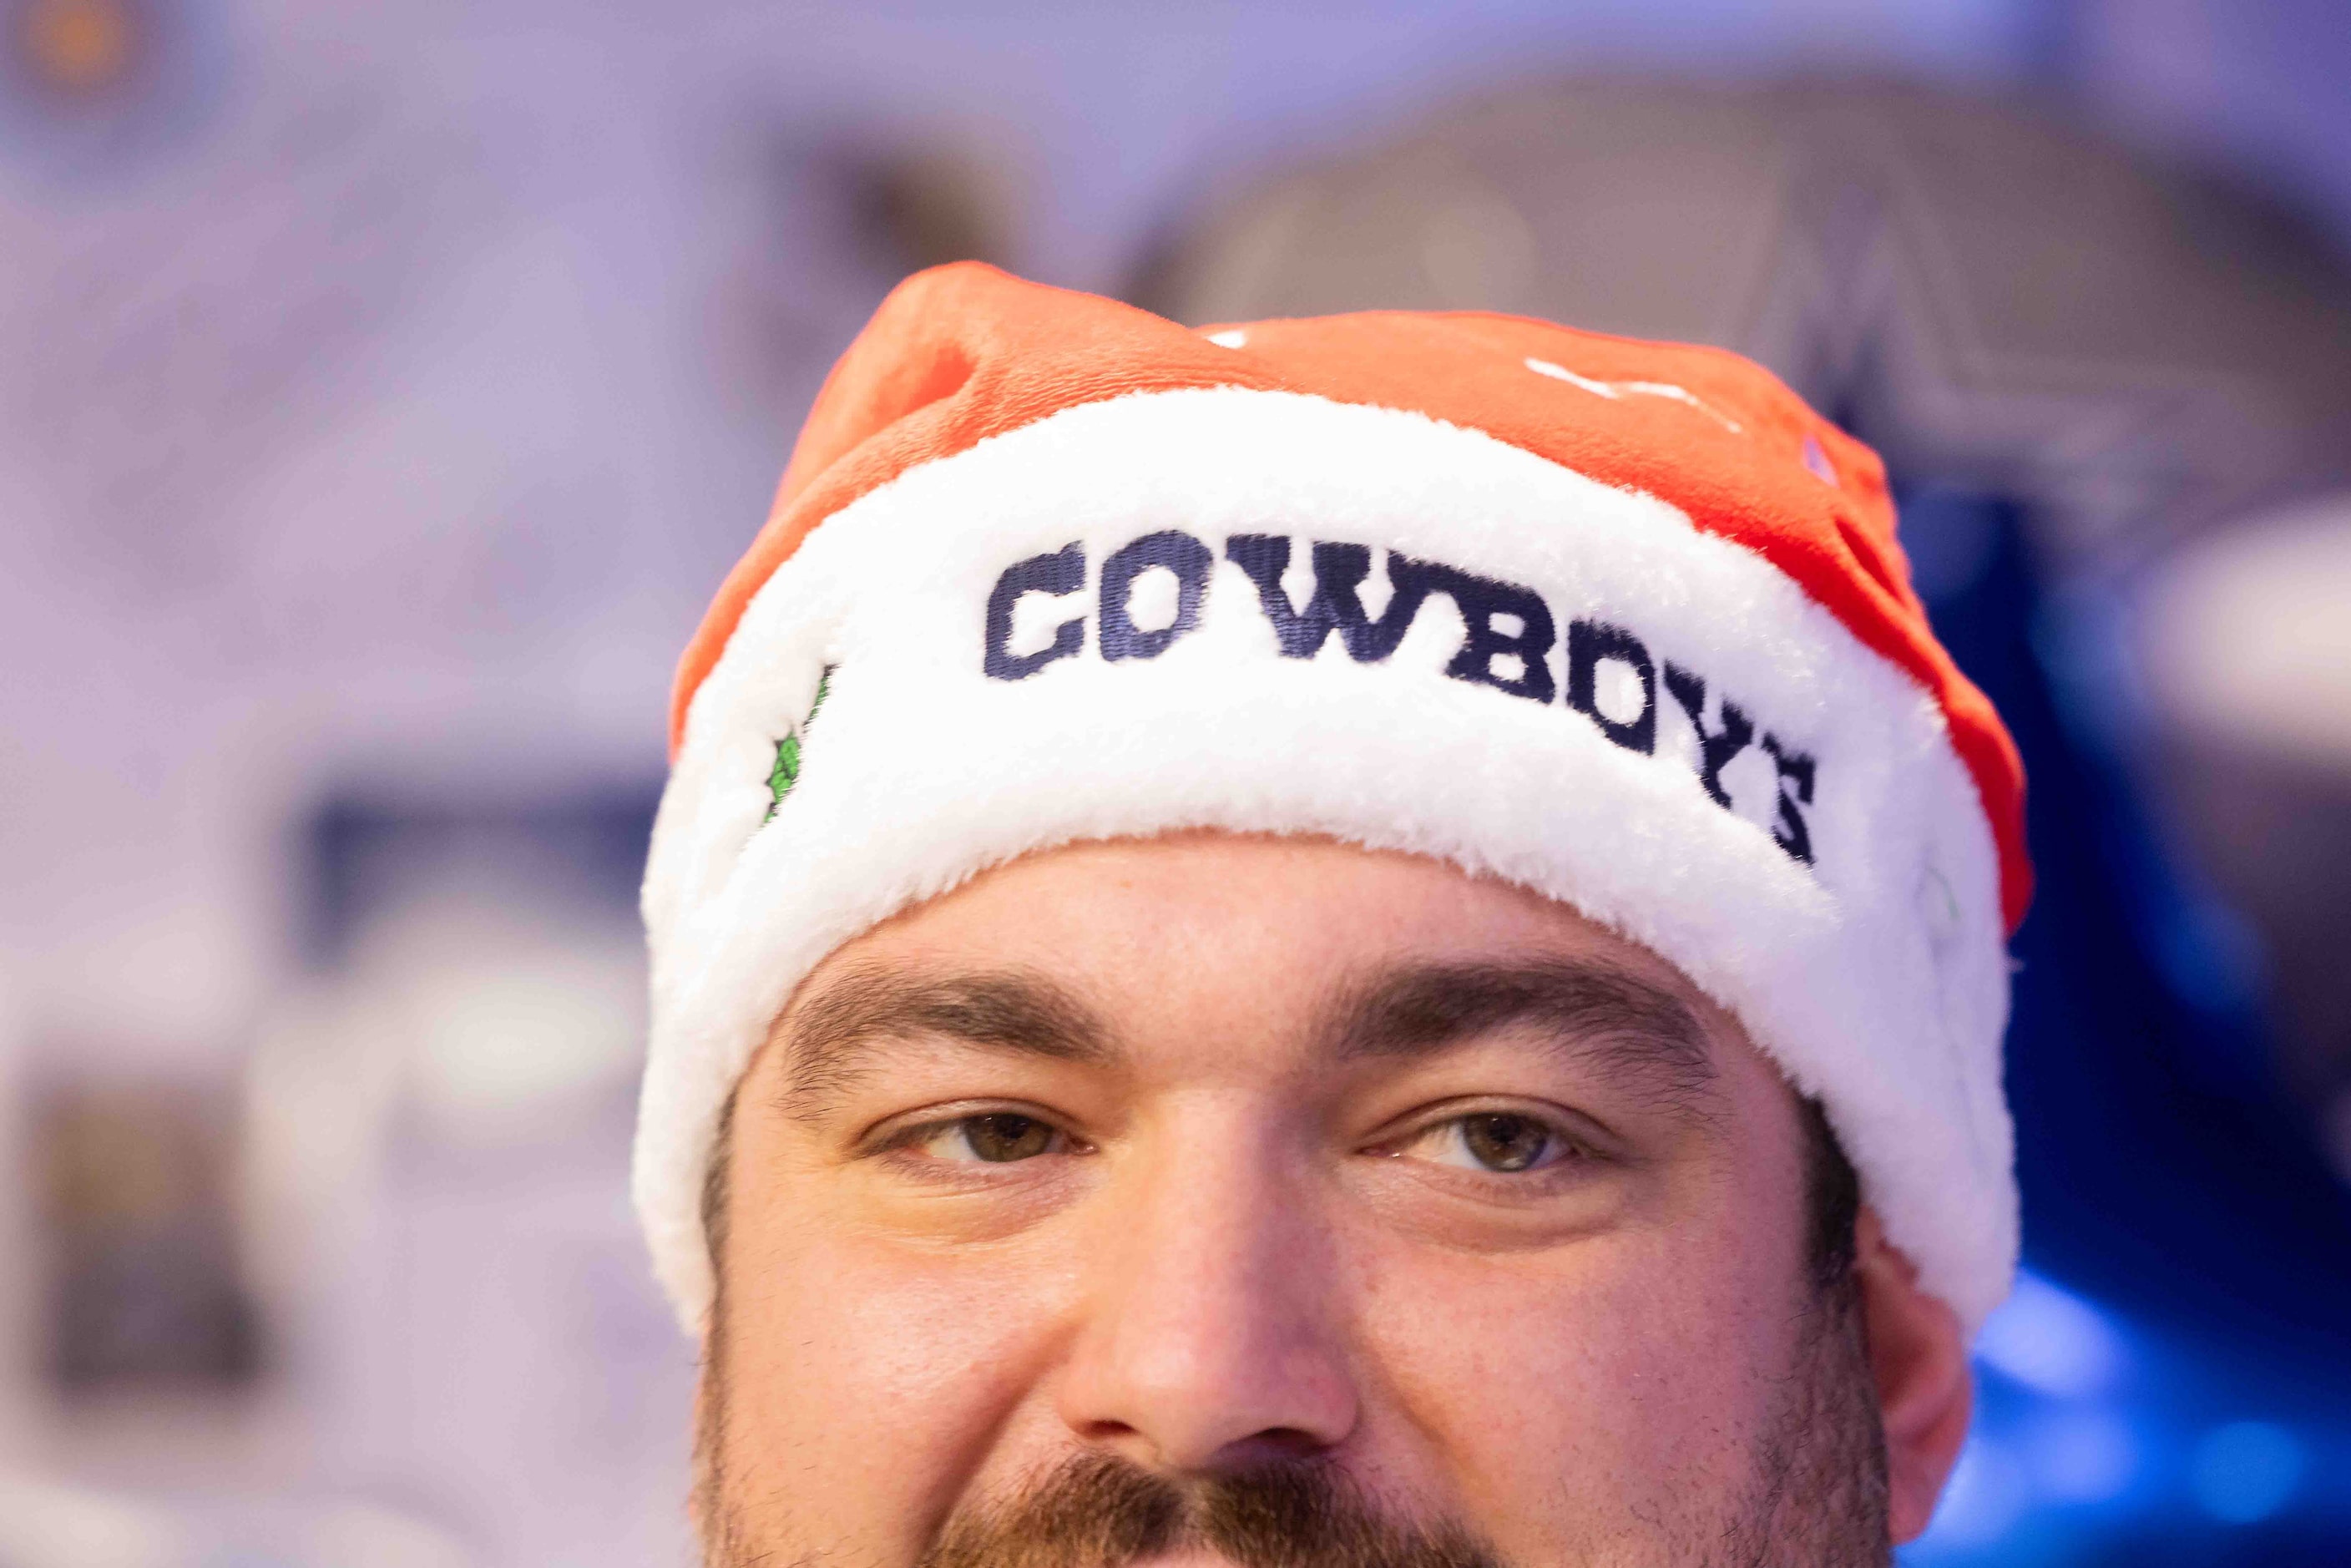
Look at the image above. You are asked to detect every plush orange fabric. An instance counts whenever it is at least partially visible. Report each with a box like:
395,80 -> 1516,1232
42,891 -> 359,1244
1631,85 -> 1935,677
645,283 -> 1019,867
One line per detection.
673,263 -> 2030,931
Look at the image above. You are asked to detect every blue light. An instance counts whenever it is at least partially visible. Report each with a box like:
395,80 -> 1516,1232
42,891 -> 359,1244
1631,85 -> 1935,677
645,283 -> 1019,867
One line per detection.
1974,1271 -> 2127,1399
1925,1435 -> 2030,1547
2190,1421 -> 2305,1524
2026,1410 -> 2138,1505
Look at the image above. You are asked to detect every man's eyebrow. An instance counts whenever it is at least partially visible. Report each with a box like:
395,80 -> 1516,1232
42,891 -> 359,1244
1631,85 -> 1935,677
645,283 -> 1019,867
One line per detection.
772,964 -> 1115,1121
1322,958 -> 1719,1110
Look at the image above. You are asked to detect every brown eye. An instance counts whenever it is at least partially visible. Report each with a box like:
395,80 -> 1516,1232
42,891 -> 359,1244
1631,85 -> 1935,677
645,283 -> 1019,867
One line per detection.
1394,1111 -> 1567,1173
1460,1113 -> 1552,1172
912,1112 -> 1065,1164
963,1113 -> 1055,1162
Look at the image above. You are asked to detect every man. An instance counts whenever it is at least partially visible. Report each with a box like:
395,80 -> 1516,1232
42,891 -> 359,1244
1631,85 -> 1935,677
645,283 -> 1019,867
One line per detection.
636,264 -> 2028,1565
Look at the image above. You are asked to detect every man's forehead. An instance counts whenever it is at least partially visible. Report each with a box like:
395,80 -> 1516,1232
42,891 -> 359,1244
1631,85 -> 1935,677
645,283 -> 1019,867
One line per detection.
756,833 -> 1737,1120
827,830 -> 1692,974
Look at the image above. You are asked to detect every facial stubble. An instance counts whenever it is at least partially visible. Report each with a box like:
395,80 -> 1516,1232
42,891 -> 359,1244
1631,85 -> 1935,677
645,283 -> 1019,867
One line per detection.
692,1270 -> 1888,1568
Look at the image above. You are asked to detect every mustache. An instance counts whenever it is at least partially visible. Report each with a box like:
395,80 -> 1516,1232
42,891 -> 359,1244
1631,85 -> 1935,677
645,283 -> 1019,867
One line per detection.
918,1450 -> 1503,1568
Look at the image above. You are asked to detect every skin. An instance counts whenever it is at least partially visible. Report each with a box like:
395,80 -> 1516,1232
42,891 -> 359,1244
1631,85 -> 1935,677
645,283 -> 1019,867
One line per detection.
701,832 -> 1970,1565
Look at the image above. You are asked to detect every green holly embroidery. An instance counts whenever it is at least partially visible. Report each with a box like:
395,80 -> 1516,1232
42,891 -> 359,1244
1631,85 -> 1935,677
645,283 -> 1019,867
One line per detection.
765,668 -> 832,822
766,732 -> 801,810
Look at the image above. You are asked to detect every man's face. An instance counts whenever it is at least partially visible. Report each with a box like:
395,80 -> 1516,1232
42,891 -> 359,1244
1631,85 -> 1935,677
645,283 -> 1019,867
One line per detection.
700,833 -> 1900,1566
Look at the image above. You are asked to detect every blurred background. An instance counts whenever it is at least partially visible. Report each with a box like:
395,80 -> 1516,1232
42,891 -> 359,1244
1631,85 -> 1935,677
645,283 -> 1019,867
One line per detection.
2,1 -> 2348,1563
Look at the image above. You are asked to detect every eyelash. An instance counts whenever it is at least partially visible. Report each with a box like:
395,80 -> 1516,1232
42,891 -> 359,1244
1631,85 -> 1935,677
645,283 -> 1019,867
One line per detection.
867,1105 -> 1090,1168
1373,1100 -> 1606,1181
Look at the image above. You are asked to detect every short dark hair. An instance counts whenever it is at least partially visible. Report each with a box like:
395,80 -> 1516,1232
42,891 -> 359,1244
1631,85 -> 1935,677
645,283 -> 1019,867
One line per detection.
700,1089 -> 1863,1297
1796,1094 -> 1863,1290
703,1088 -> 741,1288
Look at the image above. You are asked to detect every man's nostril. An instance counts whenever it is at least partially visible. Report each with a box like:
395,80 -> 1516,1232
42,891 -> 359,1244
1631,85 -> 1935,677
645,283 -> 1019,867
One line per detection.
1226,1426 -> 1332,1464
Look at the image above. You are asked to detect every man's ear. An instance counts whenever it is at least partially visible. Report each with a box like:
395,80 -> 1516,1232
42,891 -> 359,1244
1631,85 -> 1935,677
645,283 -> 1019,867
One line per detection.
1853,1206 -> 1973,1543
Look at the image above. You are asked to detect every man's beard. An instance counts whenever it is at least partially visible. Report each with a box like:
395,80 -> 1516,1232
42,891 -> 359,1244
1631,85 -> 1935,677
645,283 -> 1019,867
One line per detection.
694,1282 -> 1889,1568
913,1450 -> 1498,1568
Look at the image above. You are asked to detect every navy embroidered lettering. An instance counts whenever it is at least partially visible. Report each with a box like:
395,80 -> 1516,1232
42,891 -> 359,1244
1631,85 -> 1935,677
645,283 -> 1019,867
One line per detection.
1225,534 -> 1429,662
1100,530 -> 1212,661
1566,620 -> 1656,754
1393,555 -> 1557,703
984,544 -> 1086,680
1663,661 -> 1754,808
974,529 -> 1825,875
1762,735 -> 1817,865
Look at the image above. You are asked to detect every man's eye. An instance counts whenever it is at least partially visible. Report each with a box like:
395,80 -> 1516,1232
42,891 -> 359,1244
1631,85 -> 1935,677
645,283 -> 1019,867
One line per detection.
911,1112 -> 1066,1164
1402,1112 -> 1568,1173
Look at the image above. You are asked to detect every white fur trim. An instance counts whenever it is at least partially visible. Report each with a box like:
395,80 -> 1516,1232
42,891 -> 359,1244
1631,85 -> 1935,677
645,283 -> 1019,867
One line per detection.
638,387 -> 2015,1336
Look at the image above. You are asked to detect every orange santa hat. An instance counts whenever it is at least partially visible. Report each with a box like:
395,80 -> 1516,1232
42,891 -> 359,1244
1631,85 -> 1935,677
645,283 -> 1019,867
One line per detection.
639,263 -> 2030,1337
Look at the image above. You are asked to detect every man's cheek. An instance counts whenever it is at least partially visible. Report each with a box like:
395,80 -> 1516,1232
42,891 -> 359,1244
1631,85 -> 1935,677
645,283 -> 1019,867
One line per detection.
725,1229 -> 1075,1547
1363,1233 -> 1777,1518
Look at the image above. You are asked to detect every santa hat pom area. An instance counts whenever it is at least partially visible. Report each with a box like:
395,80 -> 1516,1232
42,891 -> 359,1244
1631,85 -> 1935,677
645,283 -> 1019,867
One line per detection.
637,264 -> 2028,1338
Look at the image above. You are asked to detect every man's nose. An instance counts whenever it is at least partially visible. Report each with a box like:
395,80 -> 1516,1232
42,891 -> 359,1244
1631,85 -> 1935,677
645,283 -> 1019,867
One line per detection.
1053,1110 -> 1361,1473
